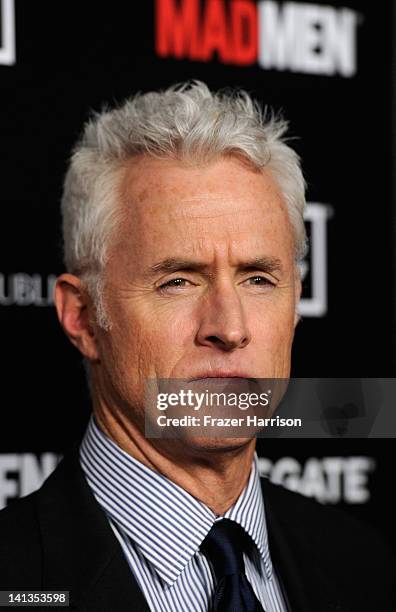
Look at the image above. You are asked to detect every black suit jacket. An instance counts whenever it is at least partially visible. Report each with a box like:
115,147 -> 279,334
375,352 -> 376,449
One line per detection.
0,444 -> 394,612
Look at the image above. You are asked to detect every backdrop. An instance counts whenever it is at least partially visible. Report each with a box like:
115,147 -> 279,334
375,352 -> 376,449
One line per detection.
1,0 -> 395,551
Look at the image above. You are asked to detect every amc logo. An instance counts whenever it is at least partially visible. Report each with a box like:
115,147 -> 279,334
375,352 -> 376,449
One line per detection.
0,0 -> 15,65
299,202 -> 333,318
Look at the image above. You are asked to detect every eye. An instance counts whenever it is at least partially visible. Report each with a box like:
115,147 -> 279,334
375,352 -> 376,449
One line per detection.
157,277 -> 192,292
244,275 -> 275,288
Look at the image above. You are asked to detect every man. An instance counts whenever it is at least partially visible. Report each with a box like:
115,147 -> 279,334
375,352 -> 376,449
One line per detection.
0,81 -> 394,611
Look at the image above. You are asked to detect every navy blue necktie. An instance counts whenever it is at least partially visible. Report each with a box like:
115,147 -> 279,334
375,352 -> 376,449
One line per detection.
200,518 -> 266,612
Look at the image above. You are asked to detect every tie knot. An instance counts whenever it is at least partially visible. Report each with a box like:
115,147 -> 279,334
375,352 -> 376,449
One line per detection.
200,519 -> 249,580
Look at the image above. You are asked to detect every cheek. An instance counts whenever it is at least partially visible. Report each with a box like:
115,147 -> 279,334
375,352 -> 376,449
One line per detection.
144,312 -> 196,376
112,324 -> 156,380
154,313 -> 194,344
106,300 -> 195,377
252,300 -> 295,350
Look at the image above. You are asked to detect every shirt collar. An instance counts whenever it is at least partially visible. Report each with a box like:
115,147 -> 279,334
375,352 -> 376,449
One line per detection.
79,413 -> 272,585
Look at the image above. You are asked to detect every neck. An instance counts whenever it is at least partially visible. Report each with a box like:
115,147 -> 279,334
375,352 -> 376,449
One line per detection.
94,404 -> 256,516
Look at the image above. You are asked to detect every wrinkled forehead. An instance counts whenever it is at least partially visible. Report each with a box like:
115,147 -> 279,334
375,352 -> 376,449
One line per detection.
121,154 -> 285,206
111,155 -> 295,268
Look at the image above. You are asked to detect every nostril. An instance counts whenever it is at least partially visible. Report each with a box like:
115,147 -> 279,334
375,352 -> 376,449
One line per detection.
207,336 -> 221,343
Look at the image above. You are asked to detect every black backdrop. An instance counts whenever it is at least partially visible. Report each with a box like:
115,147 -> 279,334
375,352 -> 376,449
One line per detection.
1,0 -> 395,552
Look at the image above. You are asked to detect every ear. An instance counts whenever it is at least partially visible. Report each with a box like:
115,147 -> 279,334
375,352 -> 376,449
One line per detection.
294,267 -> 302,328
54,273 -> 100,362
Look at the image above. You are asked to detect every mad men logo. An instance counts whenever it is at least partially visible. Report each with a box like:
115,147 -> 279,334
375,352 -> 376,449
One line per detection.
258,455 -> 375,504
0,453 -> 60,509
156,0 -> 359,77
0,0 -> 15,65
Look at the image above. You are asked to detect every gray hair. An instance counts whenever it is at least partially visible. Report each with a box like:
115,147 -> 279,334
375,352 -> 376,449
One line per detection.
61,81 -> 307,331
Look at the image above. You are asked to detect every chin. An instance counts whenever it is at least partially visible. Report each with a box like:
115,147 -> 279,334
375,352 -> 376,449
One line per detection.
181,436 -> 254,453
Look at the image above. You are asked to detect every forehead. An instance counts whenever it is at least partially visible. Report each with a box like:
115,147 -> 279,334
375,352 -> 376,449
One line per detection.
115,155 -> 294,264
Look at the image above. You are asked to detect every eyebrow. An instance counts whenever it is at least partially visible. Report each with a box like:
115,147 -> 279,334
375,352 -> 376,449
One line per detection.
144,256 -> 284,279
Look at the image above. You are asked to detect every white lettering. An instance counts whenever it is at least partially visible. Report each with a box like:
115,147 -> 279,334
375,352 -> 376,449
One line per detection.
0,0 -> 15,65
0,273 -> 56,306
344,456 -> 374,503
19,453 -> 59,497
0,454 -> 18,508
258,2 -> 358,77
299,203 -> 332,317
0,453 -> 59,509
257,455 -> 374,504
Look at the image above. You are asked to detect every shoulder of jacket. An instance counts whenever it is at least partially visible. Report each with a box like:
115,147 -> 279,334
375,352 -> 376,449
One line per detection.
260,475 -> 394,560
0,491 -> 38,532
0,492 -> 43,588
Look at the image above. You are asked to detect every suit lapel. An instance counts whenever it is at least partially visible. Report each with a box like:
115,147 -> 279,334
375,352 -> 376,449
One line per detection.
261,477 -> 350,612
35,445 -> 150,612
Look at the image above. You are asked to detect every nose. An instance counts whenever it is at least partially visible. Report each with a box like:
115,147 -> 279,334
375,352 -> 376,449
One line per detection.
196,282 -> 252,352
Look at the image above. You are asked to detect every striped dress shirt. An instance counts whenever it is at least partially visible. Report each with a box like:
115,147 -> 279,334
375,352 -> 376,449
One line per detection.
79,414 -> 289,612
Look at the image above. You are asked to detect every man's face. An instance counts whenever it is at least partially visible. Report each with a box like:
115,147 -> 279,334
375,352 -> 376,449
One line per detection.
93,155 -> 301,430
